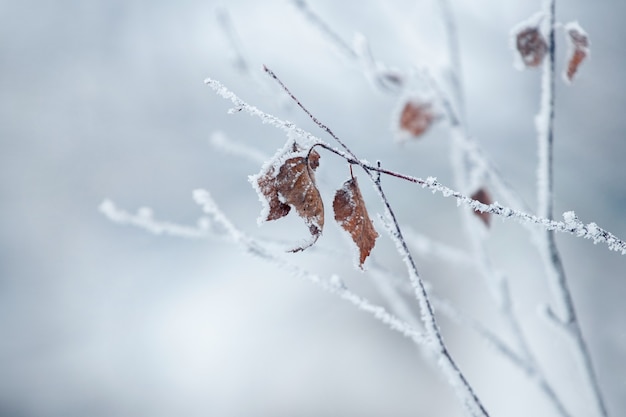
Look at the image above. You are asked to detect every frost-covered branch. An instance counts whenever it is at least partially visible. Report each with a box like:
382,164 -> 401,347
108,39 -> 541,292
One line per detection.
262,66 -> 490,417
369,253 -> 571,417
291,0 -> 533,219
290,0 -> 357,60
533,1 -> 609,415
191,188 -> 427,344
102,191 -> 428,346
215,7 -> 250,75
99,199 -> 210,239
291,0 -> 405,93
438,0 -> 465,123
204,76 -> 626,255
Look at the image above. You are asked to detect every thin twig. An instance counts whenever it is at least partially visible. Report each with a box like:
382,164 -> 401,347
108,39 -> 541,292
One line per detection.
99,200 -> 210,239
191,189 -> 427,344
438,2 -> 574,415
370,254 -> 570,416
536,1 -> 609,416
264,66 -> 490,417
98,193 -> 579,417
263,66 -> 359,162
292,1 -> 533,218
291,1 -> 405,93
290,0 -> 357,60
215,7 -> 250,74
203,76 -> 626,255
438,0 -> 466,124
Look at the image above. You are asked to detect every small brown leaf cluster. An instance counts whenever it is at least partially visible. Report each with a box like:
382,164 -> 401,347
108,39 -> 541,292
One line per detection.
515,27 -> 547,68
256,144 -> 324,252
564,25 -> 590,82
254,144 -> 378,267
398,100 -> 435,138
471,188 -> 493,227
333,177 -> 379,268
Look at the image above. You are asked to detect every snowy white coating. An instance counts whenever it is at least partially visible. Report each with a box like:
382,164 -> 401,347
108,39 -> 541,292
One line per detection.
329,274 -> 346,290
103,189 -> 427,345
418,177 -> 626,254
437,354 -> 489,417
563,21 -> 587,36
192,188 -> 427,344
377,210 -> 438,342
99,199 -> 210,238
204,77 -> 324,146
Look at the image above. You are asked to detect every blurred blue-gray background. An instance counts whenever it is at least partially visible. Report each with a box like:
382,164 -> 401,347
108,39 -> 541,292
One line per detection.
1,1 -> 624,416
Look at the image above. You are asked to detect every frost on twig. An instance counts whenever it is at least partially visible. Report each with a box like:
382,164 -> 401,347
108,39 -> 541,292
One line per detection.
290,0 -> 357,61
291,0 -> 405,94
259,66 -> 489,417
99,199 -> 210,239
204,69 -> 622,414
529,2 -> 610,415
205,77 -> 626,255
215,7 -> 249,74
215,7 -> 291,107
190,188 -> 427,345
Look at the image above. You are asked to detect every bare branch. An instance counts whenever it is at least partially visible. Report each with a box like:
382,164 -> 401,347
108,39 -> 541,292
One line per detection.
191,189 -> 426,345
99,199 -> 210,239
264,67 -> 490,417
534,2 -> 609,415
204,76 -> 626,255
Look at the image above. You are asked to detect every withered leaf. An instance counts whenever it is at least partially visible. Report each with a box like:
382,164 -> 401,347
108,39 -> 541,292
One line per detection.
257,170 -> 291,222
516,27 -> 547,68
471,188 -> 493,227
399,100 -> 435,138
333,176 -> 378,268
256,146 -> 324,252
564,23 -> 589,82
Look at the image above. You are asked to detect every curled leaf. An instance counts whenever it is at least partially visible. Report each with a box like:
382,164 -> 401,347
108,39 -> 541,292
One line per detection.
333,176 -> 378,268
563,22 -> 590,83
471,188 -> 493,227
254,144 -> 324,252
397,99 -> 435,139
515,26 -> 547,68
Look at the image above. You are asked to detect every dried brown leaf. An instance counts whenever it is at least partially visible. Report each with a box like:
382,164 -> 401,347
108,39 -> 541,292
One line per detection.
399,100 -> 435,138
256,146 -> 324,252
564,24 -> 590,82
257,170 -> 291,222
333,177 -> 378,268
471,188 -> 493,227
516,27 -> 547,68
